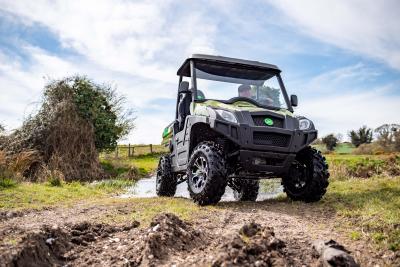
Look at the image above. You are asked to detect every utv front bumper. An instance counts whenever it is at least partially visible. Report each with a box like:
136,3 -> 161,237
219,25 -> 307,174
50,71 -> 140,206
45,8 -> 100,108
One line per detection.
210,118 -> 317,174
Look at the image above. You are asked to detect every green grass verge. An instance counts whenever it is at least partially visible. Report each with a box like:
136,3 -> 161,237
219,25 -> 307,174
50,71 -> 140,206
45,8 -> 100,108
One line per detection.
100,153 -> 162,178
322,175 -> 400,251
1,152 -> 162,211
0,179 -> 135,211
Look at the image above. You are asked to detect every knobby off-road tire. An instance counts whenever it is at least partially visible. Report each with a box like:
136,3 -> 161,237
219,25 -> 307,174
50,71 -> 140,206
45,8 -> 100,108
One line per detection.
156,155 -> 177,197
283,146 -> 329,202
232,179 -> 259,201
187,141 -> 228,206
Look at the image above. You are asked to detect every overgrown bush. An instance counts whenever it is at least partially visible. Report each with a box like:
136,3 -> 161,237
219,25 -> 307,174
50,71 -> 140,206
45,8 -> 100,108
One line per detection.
0,76 -> 134,182
69,77 -> 134,151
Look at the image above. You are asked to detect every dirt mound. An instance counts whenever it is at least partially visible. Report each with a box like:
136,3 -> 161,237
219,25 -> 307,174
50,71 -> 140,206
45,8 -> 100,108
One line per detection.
142,213 -> 205,265
68,221 -> 126,246
0,213 -> 363,266
0,221 -> 139,267
212,222 -> 289,267
0,225 -> 71,267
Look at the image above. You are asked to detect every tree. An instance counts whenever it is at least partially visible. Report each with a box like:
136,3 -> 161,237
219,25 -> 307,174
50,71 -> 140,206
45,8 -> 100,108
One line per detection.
322,134 -> 339,151
374,124 -> 400,148
394,129 -> 400,151
66,77 -> 135,151
348,126 -> 373,147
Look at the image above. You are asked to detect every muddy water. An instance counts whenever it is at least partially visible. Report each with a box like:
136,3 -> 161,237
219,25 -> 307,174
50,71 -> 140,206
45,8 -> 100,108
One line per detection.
120,176 -> 283,201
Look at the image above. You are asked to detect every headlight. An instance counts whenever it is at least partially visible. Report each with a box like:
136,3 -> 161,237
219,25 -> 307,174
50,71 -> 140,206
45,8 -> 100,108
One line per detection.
299,119 -> 311,130
215,109 -> 237,123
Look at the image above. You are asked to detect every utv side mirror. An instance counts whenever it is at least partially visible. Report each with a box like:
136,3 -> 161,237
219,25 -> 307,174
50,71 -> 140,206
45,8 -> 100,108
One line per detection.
179,81 -> 190,93
290,94 -> 298,107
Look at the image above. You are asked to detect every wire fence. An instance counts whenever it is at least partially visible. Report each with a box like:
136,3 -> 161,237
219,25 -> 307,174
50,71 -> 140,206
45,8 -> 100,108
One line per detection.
101,144 -> 168,159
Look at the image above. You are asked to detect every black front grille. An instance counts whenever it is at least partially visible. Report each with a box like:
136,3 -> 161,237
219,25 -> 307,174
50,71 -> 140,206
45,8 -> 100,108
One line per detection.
253,132 -> 291,147
252,116 -> 284,128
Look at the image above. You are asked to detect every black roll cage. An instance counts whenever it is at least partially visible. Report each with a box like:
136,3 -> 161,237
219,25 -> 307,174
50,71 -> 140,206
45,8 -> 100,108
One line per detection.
174,56 -> 294,120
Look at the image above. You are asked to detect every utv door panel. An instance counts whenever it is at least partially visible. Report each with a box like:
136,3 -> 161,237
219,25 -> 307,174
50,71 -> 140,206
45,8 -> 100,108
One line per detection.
175,128 -> 191,167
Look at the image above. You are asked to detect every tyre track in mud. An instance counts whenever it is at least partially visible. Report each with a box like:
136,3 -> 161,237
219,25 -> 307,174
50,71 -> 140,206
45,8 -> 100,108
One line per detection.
0,199 -> 397,266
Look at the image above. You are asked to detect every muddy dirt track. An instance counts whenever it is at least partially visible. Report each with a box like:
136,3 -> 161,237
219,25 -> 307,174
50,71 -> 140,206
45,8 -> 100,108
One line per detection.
1,196 -> 398,267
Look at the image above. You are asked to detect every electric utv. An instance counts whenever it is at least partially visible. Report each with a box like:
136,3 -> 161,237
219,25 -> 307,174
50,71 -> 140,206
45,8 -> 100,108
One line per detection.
156,54 -> 329,205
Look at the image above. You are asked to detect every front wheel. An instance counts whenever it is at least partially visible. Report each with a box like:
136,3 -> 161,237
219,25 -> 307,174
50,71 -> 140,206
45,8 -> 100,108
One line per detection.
232,179 -> 259,201
282,146 -> 329,202
156,155 -> 177,197
187,141 -> 227,206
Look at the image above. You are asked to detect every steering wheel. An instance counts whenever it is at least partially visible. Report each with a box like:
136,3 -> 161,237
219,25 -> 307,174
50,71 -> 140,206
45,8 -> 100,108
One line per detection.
227,97 -> 261,106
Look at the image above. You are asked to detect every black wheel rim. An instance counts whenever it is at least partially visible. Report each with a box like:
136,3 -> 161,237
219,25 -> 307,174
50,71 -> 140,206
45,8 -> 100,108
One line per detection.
287,161 -> 309,195
189,155 -> 209,194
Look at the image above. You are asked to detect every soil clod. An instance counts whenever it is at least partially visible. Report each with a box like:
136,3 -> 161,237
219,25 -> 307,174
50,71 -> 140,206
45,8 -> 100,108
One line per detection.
212,223 -> 287,267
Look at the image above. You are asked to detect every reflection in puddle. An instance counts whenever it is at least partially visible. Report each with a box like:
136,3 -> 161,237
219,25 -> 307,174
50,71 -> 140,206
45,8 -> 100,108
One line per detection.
119,176 -> 283,201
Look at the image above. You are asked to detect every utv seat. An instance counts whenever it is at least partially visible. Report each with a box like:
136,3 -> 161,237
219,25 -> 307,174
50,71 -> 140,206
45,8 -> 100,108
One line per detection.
177,81 -> 191,131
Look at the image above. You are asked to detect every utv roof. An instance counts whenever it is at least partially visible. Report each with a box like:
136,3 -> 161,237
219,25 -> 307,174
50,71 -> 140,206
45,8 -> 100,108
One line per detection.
177,54 -> 281,77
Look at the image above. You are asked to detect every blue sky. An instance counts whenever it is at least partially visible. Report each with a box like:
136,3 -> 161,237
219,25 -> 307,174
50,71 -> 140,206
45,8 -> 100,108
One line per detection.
0,0 -> 399,144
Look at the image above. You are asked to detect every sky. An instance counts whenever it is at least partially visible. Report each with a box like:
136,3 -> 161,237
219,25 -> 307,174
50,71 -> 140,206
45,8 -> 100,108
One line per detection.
0,0 -> 399,144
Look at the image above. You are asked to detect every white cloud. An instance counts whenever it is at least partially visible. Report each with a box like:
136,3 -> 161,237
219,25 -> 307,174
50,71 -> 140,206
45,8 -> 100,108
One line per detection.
298,89 -> 400,139
288,63 -> 384,95
0,0 -> 217,82
293,63 -> 400,139
0,0 -> 220,143
268,0 -> 400,70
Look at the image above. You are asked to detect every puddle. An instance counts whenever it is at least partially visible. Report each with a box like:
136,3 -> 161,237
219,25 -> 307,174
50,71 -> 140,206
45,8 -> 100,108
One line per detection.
119,176 -> 283,201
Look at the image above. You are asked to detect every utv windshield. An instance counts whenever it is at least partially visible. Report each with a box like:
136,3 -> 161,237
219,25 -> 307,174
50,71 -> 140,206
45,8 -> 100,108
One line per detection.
193,62 -> 289,110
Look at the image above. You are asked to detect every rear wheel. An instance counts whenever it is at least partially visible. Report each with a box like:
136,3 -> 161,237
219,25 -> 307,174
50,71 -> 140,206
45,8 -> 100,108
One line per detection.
187,141 -> 227,206
282,146 -> 329,202
156,155 -> 177,197
232,179 -> 259,201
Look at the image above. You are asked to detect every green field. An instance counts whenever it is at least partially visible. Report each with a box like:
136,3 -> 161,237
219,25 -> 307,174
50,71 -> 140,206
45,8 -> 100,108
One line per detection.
313,142 -> 355,154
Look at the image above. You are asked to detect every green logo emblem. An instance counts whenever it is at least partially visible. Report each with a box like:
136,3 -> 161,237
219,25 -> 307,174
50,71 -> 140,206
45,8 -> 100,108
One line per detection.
264,118 -> 274,126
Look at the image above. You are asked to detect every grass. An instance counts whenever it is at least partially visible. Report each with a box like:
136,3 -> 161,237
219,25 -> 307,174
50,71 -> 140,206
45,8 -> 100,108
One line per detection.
313,142 -> 355,154
0,179 -> 135,210
0,177 -> 17,189
100,152 -> 162,178
322,175 -> 400,251
0,152 -> 162,211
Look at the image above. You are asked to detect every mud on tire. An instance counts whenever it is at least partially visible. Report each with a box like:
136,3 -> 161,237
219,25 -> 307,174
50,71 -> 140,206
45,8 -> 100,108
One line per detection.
283,146 -> 329,202
156,155 -> 177,196
187,141 -> 227,206
232,179 -> 259,201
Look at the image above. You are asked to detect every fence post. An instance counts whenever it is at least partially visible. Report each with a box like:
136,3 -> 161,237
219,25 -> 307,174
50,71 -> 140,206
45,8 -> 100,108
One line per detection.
115,146 -> 119,158
132,146 -> 135,156
128,144 -> 131,157
150,144 -> 153,154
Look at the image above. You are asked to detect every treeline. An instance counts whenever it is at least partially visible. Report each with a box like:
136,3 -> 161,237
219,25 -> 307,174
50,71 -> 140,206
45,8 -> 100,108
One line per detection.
317,124 -> 400,154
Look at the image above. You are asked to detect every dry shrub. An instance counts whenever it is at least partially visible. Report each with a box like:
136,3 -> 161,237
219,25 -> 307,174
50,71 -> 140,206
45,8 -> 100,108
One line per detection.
353,142 -> 386,155
328,162 -> 349,180
1,79 -> 104,182
385,155 -> 400,176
